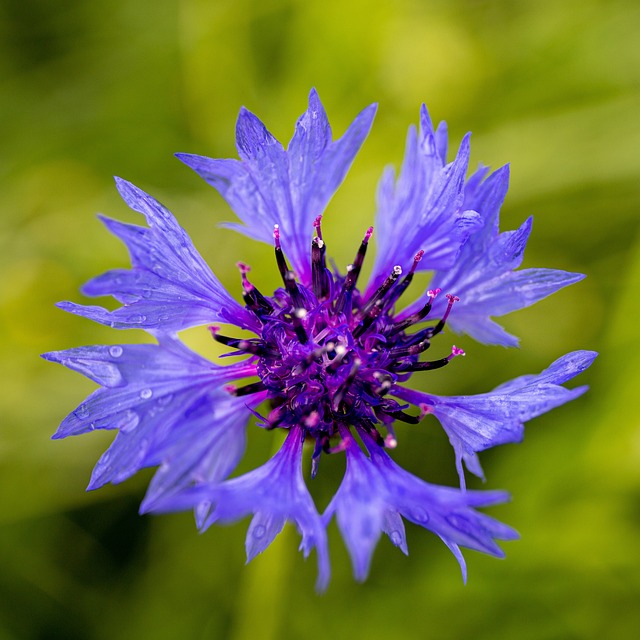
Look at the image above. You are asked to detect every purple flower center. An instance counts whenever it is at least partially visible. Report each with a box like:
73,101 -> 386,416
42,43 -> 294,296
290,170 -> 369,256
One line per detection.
211,217 -> 464,476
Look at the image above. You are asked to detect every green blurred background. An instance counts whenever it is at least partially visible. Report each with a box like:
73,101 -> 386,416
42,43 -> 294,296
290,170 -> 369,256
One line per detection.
1,0 -> 639,638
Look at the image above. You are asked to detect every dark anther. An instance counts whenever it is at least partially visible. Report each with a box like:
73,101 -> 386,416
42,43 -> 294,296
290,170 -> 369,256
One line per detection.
228,381 -> 267,397
426,293 -> 459,339
208,326 -> 279,357
331,358 -> 362,411
392,355 -> 452,373
384,250 -> 424,310
383,409 -> 423,424
356,265 -> 402,325
312,236 -> 331,301
387,287 -> 440,337
334,227 -> 373,315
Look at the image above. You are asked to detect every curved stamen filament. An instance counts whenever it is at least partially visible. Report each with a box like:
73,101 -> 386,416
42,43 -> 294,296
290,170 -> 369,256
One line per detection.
334,227 -> 373,315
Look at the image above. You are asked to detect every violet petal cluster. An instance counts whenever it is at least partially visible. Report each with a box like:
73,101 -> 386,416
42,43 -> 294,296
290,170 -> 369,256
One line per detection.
46,89 -> 595,591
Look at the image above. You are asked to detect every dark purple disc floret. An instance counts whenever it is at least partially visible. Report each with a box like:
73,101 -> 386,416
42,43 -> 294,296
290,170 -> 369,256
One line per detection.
212,219 -> 465,478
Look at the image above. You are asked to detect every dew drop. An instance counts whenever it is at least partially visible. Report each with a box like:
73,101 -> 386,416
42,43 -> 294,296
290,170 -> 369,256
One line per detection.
252,524 -> 266,540
73,358 -> 123,387
127,314 -> 146,324
390,530 -> 403,546
118,409 -> 140,433
73,405 -> 89,419
411,507 -> 429,523
140,388 -> 153,400
446,514 -> 471,534
157,394 -> 173,406
109,346 -> 123,358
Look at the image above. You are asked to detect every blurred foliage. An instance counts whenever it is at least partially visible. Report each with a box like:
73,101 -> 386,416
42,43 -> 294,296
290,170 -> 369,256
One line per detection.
1,0 -> 639,638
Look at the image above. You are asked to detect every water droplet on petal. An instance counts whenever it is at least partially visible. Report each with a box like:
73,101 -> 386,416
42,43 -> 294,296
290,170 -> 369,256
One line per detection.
73,358 -> 123,387
252,524 -> 266,540
74,405 -> 89,419
411,508 -> 429,523
157,394 -> 173,406
140,388 -> 153,400
118,409 -> 140,433
127,314 -> 146,324
390,530 -> 403,546
109,346 -> 123,358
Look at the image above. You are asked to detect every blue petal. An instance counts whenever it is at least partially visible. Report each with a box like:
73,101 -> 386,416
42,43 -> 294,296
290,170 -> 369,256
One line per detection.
149,426 -> 331,592
139,395 -> 253,512
42,339 -> 258,496
401,165 -> 585,346
369,107 -> 482,292
324,429 -> 517,582
394,351 -> 597,486
58,179 -> 258,334
178,89 -> 377,284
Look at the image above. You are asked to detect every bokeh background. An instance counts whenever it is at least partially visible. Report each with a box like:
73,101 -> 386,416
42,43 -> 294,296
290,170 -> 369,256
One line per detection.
1,0 -> 639,638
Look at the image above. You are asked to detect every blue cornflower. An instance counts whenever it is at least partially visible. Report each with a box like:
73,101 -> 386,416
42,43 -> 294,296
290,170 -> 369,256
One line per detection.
45,89 -> 596,591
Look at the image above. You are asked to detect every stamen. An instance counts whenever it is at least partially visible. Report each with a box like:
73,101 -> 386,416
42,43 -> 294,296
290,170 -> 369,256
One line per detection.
208,326 -> 278,357
387,287 -> 440,337
392,345 -> 465,372
310,436 -> 326,479
236,262 -> 274,316
313,215 -> 324,241
332,358 -> 362,411
273,224 -> 289,279
334,227 -> 373,315
426,293 -> 459,338
228,380 -> 268,397
290,305 -> 309,344
388,338 -> 431,359
372,371 -> 394,396
273,224 -> 306,310
312,235 -> 331,301
385,250 -> 424,309
383,408 -> 423,424
355,265 -> 402,326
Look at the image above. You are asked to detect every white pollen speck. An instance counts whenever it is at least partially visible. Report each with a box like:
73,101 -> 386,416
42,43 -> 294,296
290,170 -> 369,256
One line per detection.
294,308 -> 307,318
335,345 -> 346,355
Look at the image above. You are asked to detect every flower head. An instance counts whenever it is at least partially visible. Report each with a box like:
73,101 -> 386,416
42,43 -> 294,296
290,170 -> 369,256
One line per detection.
46,89 -> 595,590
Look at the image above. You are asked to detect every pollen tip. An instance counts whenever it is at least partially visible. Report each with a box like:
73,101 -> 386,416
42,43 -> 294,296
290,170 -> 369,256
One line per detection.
236,261 -> 251,274
414,250 -> 425,262
393,265 -> 402,276
446,293 -> 460,303
419,403 -> 433,417
364,226 -> 374,242
273,224 -> 281,247
313,215 -> 322,228
450,345 -> 466,358
223,384 -> 237,394
384,435 -> 398,449
304,411 -> 320,428
428,288 -> 441,298
208,325 -> 220,336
